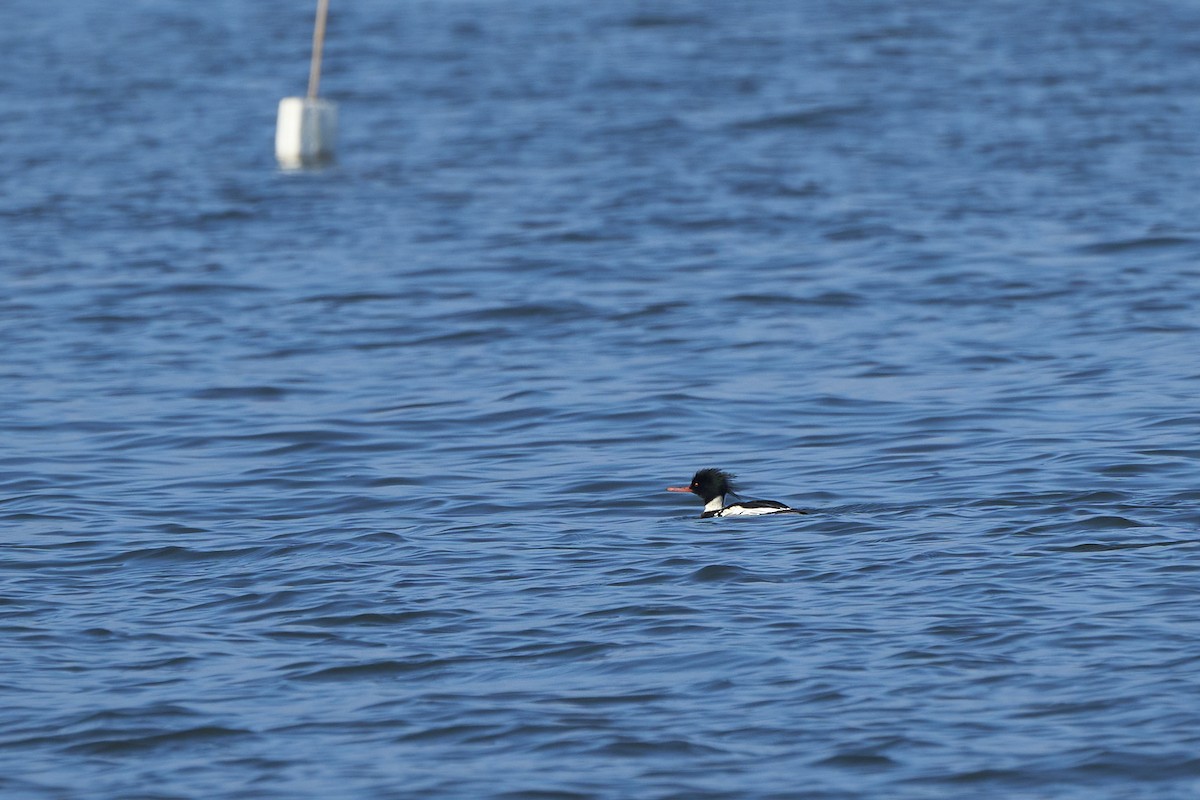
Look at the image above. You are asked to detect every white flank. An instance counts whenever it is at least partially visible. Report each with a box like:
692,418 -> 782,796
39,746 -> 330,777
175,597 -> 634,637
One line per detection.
717,504 -> 789,517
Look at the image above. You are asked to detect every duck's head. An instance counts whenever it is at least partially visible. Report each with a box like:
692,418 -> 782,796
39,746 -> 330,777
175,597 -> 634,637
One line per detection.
666,468 -> 737,504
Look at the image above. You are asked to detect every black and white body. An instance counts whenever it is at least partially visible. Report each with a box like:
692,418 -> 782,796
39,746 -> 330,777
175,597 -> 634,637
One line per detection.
666,468 -> 806,518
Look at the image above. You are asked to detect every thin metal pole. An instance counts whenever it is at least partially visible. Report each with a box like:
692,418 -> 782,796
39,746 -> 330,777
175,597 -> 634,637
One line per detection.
307,0 -> 330,99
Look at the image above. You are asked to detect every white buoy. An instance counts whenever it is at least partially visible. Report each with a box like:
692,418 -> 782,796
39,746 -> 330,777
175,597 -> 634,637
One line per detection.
276,0 -> 336,168
275,97 -> 336,168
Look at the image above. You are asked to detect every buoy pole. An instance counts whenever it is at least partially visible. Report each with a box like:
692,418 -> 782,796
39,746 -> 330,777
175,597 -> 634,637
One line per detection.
276,0 -> 338,168
307,0 -> 330,99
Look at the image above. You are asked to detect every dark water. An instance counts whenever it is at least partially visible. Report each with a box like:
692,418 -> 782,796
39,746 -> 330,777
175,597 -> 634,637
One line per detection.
5,1 -> 1200,797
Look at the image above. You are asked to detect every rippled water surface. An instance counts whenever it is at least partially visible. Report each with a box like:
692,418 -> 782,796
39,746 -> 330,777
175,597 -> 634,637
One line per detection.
5,1 -> 1200,797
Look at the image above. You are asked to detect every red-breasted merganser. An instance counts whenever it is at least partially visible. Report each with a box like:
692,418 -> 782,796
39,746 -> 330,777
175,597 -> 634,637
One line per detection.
667,468 -> 807,518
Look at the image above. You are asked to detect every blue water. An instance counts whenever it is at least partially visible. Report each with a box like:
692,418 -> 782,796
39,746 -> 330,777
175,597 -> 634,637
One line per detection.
5,1 -> 1200,797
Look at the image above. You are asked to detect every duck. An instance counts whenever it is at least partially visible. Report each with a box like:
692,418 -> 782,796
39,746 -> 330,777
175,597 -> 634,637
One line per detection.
666,468 -> 806,518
